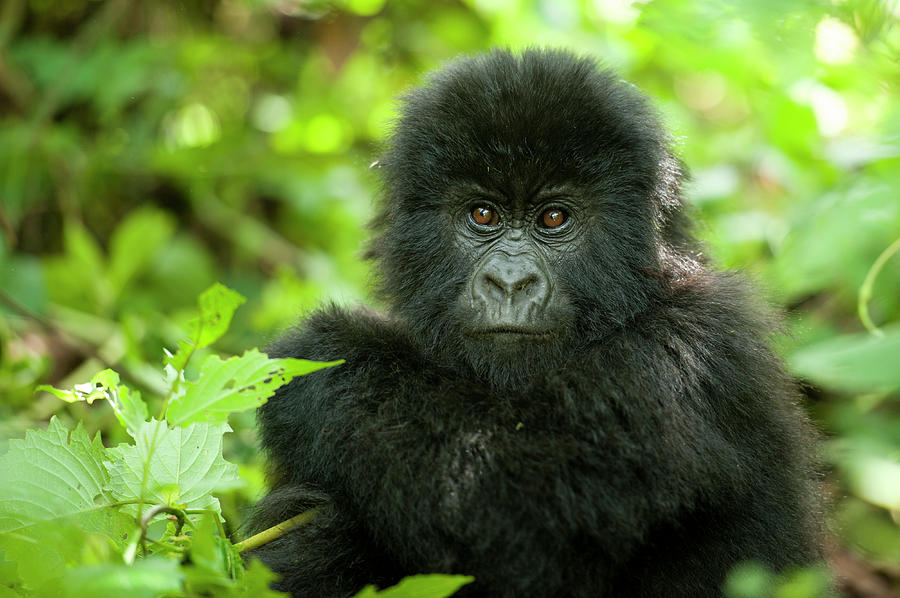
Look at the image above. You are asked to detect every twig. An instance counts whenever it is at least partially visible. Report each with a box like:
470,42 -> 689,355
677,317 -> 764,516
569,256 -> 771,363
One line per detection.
139,504 -> 186,557
234,507 -> 320,553
858,237 -> 900,337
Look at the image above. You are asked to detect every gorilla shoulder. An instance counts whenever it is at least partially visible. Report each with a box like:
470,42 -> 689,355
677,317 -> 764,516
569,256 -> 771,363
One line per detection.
266,306 -> 421,365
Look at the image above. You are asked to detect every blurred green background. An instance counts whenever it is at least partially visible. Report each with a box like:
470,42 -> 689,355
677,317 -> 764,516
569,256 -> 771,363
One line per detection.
1,0 -> 898,595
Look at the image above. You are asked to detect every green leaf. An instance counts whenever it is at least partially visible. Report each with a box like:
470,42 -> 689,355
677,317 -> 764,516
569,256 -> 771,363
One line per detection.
60,557 -> 183,598
37,370 -> 149,438
166,349 -> 343,426
191,283 -> 246,348
165,339 -> 196,375
0,523 -> 114,591
0,418 -> 130,588
107,208 -> 176,294
0,253 -> 46,316
105,420 -> 241,515
43,223 -> 110,312
37,368 -> 120,404
0,550 -> 19,587
36,383 -> 103,403
182,513 -> 238,593
771,565 -> 833,598
110,386 -> 151,439
724,561 -> 773,598
90,369 -> 150,439
353,575 -> 474,598
230,559 -> 289,597
788,324 -> 900,393
0,417 -> 113,534
165,283 -> 246,372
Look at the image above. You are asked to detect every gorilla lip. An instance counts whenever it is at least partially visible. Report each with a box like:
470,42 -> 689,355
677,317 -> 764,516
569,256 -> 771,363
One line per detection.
464,326 -> 554,339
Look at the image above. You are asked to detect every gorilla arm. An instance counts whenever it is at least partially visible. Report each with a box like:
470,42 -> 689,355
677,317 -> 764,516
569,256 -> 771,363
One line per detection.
255,292 -> 805,594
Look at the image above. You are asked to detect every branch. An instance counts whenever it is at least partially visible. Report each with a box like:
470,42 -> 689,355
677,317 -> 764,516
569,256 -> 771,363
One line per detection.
234,507 -> 320,554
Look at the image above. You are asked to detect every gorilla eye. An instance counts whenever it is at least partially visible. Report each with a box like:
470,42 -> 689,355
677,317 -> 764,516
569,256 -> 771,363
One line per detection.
471,206 -> 499,227
540,208 -> 567,229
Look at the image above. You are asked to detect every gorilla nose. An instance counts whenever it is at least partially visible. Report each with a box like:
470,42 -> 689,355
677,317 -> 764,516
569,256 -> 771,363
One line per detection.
481,270 -> 540,301
474,256 -> 549,310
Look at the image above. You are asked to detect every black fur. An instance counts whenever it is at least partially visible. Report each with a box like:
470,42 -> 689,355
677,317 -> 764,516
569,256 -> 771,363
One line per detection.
248,49 -> 823,597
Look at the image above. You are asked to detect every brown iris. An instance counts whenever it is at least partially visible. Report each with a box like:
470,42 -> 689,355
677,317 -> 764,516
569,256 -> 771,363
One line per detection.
471,206 -> 499,226
541,208 -> 566,229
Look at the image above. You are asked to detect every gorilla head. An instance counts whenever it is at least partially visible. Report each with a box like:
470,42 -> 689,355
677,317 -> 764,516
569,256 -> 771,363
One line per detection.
369,49 -> 692,388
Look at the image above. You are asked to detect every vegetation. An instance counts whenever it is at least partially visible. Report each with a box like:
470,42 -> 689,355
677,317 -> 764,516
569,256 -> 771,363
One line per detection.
0,0 -> 898,596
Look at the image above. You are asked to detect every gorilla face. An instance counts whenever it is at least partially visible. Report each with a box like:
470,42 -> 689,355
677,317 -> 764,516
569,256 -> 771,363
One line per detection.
455,189 -> 579,341
447,183 -> 583,387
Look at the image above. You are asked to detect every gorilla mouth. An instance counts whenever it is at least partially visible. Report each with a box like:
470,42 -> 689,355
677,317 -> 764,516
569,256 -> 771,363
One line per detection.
464,326 -> 555,340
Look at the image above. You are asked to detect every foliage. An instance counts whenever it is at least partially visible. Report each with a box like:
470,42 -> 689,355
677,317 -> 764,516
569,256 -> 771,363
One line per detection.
1,0 -> 899,595
0,283 -> 464,596
724,561 -> 834,598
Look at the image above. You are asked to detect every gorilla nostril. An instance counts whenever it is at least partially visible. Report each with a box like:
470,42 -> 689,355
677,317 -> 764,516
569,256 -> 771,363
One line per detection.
486,274 -> 529,297
482,273 -> 507,299
516,275 -> 539,293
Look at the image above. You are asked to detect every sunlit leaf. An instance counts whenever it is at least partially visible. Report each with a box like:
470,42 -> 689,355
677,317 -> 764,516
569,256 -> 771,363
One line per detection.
166,283 -> 247,372
0,418 -> 130,587
788,324 -> 900,392
37,370 -> 148,438
108,208 -> 176,294
106,419 -> 241,515
0,418 -> 114,534
353,575 -> 474,598
166,349 -> 342,426
61,557 -> 183,598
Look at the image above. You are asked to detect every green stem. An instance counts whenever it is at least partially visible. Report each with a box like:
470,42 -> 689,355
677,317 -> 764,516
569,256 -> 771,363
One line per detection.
140,504 -> 186,538
184,509 -> 227,538
858,237 -> 900,337
136,421 -> 167,555
234,507 -> 321,553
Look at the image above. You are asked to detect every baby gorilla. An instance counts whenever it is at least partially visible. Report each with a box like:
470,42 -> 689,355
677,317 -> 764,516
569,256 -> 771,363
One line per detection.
249,49 -> 823,598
